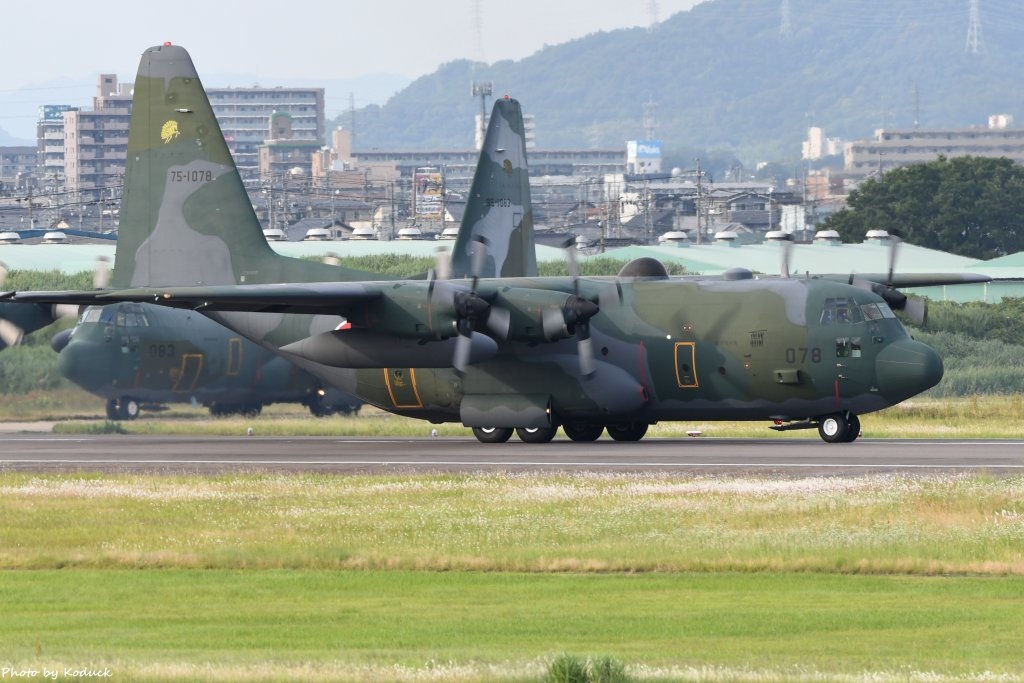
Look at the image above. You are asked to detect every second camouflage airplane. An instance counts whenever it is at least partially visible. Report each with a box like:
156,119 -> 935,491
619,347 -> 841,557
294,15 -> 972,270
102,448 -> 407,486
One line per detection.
10,43 -> 980,443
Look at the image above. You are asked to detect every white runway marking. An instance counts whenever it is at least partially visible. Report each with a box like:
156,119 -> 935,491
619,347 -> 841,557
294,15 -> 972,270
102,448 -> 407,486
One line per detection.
3,458 -> 1024,469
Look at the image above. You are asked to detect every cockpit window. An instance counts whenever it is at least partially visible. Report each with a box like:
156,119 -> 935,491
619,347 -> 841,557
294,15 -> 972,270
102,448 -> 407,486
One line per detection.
860,302 -> 896,320
99,307 -> 118,325
80,305 -> 149,327
79,307 -> 103,324
820,298 -> 864,325
119,304 -> 150,328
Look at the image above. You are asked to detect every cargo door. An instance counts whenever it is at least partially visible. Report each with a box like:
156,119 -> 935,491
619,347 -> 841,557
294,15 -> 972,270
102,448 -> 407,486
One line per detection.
384,368 -> 423,408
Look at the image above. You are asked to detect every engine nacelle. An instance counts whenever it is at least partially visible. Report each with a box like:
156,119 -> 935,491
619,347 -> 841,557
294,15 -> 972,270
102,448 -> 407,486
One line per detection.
279,328 -> 498,368
489,288 -> 583,342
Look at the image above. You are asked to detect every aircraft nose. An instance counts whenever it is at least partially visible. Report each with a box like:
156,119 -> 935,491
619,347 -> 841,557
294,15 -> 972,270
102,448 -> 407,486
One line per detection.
56,339 -> 105,390
874,338 -> 943,400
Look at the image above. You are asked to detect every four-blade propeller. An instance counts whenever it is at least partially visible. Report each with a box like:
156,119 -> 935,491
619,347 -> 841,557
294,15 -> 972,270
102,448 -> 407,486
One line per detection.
849,235 -> 928,326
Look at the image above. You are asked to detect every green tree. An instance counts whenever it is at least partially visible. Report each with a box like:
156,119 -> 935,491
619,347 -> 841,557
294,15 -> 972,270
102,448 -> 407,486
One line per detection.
822,156 -> 1024,259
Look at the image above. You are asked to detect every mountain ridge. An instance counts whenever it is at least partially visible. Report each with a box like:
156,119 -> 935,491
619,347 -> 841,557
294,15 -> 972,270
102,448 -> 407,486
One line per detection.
340,0 -> 1024,170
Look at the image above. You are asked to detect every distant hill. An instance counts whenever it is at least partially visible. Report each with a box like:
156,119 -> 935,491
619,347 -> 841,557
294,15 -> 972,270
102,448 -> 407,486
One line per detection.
0,125 -> 33,146
339,0 -> 1024,172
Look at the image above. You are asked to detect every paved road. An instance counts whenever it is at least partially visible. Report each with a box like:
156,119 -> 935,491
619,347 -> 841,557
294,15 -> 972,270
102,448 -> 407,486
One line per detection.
2,434 -> 1023,475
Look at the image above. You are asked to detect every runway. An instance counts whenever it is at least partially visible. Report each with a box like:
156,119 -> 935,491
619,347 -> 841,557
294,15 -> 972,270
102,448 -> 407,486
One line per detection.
2,434 -> 1024,475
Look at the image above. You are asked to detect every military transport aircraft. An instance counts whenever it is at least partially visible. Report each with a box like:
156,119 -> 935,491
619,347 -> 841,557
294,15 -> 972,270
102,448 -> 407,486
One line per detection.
0,40 -> 535,420
3,254 -> 362,419
7,43 -> 988,444
49,301 -> 361,419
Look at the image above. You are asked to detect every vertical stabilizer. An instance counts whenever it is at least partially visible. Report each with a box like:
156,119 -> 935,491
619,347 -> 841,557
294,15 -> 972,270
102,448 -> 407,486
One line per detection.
451,97 -> 537,278
114,43 -> 377,288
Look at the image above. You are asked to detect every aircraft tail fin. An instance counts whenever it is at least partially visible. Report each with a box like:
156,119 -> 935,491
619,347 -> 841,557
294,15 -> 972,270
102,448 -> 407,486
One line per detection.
451,97 -> 537,279
114,43 -> 376,289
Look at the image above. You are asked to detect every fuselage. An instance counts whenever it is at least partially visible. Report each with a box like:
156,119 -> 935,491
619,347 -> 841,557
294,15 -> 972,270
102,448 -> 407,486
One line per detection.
205,275 -> 943,427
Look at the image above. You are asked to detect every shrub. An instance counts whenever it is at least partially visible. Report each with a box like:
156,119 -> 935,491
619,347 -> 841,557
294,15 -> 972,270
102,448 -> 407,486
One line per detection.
547,654 -> 589,683
546,654 -> 630,683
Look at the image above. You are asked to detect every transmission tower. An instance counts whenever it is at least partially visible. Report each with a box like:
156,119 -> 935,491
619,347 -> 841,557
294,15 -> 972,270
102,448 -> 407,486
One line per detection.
965,0 -> 983,54
912,84 -> 920,129
472,0 -> 486,63
648,0 -> 659,31
348,92 -> 356,144
643,99 -> 657,140
470,0 -> 490,150
471,81 -> 493,150
780,0 -> 793,38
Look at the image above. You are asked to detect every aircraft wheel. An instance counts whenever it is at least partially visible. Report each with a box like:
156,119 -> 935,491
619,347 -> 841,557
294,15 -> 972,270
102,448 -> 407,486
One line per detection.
117,398 -> 140,421
516,426 -> 558,443
817,413 -> 850,443
843,414 -> 862,442
308,396 -> 329,417
472,427 -> 513,444
562,421 -> 604,442
105,399 -> 119,420
606,422 -> 648,442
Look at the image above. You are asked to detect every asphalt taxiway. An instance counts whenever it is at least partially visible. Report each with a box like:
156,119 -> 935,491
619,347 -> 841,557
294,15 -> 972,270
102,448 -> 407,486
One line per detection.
1,435 -> 1023,475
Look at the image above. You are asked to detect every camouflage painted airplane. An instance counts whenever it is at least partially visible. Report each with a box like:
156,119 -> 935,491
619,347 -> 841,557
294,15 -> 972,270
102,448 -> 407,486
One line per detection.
49,301 -> 361,419
8,43 -> 986,443
0,40 -> 534,420
2,253 -> 361,420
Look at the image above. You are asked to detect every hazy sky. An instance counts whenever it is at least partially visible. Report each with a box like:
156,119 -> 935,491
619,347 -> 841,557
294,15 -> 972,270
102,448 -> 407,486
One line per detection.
2,0 -> 703,89
0,0 -> 704,139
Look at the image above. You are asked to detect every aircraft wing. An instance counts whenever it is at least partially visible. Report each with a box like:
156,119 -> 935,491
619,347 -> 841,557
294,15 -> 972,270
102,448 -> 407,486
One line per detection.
813,272 -> 993,287
7,282 -> 385,316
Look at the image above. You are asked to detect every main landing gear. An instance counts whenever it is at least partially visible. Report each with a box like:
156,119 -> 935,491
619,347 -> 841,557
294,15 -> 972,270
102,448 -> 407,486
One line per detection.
470,421 -> 651,444
106,397 -> 140,421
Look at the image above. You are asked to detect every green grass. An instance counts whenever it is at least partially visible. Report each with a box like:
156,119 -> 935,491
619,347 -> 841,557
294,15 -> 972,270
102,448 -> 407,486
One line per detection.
2,570 -> 1024,680
4,472 -> 1024,679
2,472 -> 1024,575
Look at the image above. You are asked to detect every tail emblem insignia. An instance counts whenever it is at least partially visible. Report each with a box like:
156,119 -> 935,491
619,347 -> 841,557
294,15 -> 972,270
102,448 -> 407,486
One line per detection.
160,120 -> 181,144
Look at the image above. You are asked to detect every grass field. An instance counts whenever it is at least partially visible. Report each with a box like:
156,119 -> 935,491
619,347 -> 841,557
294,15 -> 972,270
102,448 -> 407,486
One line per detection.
2,472 -> 1024,680
3,570 -> 1023,681
3,392 -> 1024,680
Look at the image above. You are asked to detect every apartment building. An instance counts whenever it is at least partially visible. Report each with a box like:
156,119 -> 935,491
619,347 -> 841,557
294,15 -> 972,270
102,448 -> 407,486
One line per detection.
844,115 -> 1024,176
62,74 -> 130,203
208,86 -> 325,177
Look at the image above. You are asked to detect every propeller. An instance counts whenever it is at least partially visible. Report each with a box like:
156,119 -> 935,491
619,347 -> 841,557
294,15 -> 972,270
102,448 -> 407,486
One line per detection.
0,262 -> 25,347
780,234 -> 794,278
849,234 -> 927,326
547,237 -> 600,377
0,318 -> 24,347
450,236 -> 509,374
433,247 -> 452,282
93,256 -> 111,289
0,261 -> 82,349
